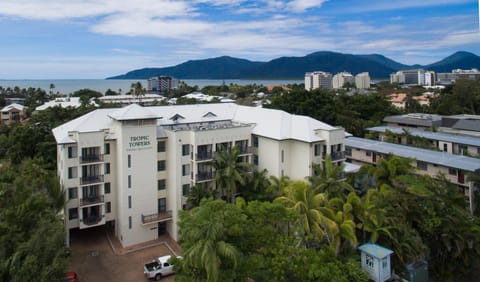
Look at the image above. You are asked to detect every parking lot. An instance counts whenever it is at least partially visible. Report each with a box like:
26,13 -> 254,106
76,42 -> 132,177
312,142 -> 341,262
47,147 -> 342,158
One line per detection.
69,226 -> 177,282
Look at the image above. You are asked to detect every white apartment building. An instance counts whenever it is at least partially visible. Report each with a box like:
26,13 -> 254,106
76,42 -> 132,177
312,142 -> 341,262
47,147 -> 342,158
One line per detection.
355,72 -> 371,89
147,76 -> 178,94
305,71 -> 333,91
332,72 -> 355,89
53,103 -> 346,247
390,69 -> 427,85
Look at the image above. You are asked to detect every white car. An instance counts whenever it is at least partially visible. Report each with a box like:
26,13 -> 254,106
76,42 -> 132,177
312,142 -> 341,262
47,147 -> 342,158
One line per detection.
144,255 -> 175,281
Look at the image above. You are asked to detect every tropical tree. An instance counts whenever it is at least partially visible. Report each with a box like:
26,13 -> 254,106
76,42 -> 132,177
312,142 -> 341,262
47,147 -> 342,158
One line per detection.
309,156 -> 353,199
177,199 -> 246,282
130,81 -> 146,99
211,145 -> 251,202
467,168 -> 480,215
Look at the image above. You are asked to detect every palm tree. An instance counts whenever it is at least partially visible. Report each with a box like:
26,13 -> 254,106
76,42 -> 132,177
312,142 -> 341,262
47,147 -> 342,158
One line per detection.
211,145 -> 251,202
275,181 -> 336,241
365,154 -> 415,188
130,81 -> 146,101
309,156 -> 353,199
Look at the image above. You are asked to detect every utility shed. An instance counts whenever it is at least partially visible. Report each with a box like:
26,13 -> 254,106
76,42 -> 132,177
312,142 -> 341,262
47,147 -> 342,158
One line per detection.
358,243 -> 394,282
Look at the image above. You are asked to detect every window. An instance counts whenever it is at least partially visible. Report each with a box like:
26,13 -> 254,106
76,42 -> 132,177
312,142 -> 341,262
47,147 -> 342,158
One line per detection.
345,147 -> 352,157
158,179 -> 166,190
443,143 -> 448,152
68,208 -> 78,220
182,164 -> 190,176
314,144 -> 321,156
417,161 -> 428,171
68,167 -> 77,179
105,163 -> 111,174
68,146 -> 76,158
127,155 -> 131,168
182,144 -> 190,156
182,184 -> 190,196
448,168 -> 457,175
128,216 -> 132,229
128,196 -> 132,209
128,175 -> 132,188
253,155 -> 259,166
366,151 -> 371,157
104,182 -> 111,194
104,143 -> 110,155
281,150 -> 284,163
68,187 -> 78,199
365,254 -> 374,268
157,160 -> 166,171
157,141 -> 166,152
158,198 -> 167,212
252,136 -> 259,148
105,202 -> 111,213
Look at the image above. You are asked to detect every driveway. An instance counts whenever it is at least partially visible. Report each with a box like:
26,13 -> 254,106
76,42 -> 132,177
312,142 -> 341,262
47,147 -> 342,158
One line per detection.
69,226 -> 175,282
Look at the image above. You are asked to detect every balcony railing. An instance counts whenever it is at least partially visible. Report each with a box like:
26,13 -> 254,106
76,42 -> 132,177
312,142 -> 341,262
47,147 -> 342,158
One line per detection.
81,214 -> 103,226
80,195 -> 104,206
80,154 -> 104,164
330,151 -> 345,161
196,172 -> 215,182
141,211 -> 172,224
80,175 -> 104,185
196,152 -> 214,161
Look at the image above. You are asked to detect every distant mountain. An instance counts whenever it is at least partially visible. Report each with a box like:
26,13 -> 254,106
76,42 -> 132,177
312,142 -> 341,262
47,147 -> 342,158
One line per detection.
425,51 -> 480,73
107,51 -> 480,80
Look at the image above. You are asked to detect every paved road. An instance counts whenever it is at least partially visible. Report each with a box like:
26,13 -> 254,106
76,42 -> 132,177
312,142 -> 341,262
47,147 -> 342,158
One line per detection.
69,227 -> 175,282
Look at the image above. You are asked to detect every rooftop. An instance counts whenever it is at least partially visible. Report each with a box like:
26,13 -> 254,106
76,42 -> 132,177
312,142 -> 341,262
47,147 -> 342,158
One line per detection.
345,137 -> 480,172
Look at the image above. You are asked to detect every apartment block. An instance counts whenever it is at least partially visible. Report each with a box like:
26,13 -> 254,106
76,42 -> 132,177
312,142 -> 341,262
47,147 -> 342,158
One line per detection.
305,71 -> 333,91
390,69 -> 428,85
1,103 -> 27,125
345,137 -> 479,213
53,103 -> 346,247
355,72 -> 371,89
332,72 -> 355,89
147,76 -> 178,94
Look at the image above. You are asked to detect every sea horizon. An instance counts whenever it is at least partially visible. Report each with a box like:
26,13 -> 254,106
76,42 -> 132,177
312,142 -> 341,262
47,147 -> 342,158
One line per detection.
0,79 -> 304,95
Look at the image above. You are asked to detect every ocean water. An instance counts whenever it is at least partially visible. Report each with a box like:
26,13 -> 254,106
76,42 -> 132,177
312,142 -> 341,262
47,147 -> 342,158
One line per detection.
0,79 -> 303,95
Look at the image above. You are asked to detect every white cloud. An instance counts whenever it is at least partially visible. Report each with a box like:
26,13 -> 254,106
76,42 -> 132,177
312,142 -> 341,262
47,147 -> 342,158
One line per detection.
286,0 -> 328,13
345,0 -> 471,13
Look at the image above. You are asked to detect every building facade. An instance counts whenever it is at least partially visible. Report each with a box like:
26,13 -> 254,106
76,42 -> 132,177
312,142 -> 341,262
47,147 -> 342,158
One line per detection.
332,72 -> 355,89
305,71 -> 333,91
355,72 -> 371,89
390,69 -> 428,85
147,76 -> 178,94
53,104 -> 346,247
1,103 -> 27,125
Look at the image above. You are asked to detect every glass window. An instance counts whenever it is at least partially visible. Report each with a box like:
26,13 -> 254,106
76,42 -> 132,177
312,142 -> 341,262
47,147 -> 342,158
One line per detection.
157,160 -> 166,171
158,179 -> 166,190
281,150 -> 284,163
448,168 -> 457,175
182,184 -> 190,196
104,143 -> 110,155
105,182 -> 111,194
127,155 -> 131,168
68,146 -> 76,158
128,216 -> 132,229
158,198 -> 167,212
68,167 -> 77,179
182,164 -> 190,176
68,208 -> 78,220
157,141 -> 166,152
68,187 -> 78,199
253,155 -> 259,166
365,254 -> 374,268
105,202 -> 111,213
252,136 -> 259,148
182,144 -> 190,156
128,196 -> 132,209
366,151 -> 371,157
314,144 -> 321,156
105,163 -> 111,174
417,161 -> 428,171
128,175 -> 132,188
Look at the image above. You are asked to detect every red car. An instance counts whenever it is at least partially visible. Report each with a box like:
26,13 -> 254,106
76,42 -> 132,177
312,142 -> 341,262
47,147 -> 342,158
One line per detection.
62,271 -> 79,282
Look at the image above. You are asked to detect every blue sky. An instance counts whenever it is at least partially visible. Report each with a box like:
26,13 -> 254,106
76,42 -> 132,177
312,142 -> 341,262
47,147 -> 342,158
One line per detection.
0,0 -> 478,79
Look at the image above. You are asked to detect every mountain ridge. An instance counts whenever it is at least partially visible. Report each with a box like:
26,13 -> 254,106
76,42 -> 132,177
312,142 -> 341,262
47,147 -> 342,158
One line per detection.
107,51 -> 480,80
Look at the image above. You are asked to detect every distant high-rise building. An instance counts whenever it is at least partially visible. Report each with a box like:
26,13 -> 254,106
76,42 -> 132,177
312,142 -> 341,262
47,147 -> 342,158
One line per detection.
355,72 -> 371,89
437,69 -> 480,84
332,72 -> 355,89
147,76 -> 178,94
390,69 -> 427,85
424,71 -> 435,86
305,71 -> 333,91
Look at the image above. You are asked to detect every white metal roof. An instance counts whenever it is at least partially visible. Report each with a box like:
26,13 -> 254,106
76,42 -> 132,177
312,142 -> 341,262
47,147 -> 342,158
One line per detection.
53,103 -> 340,144
346,137 -> 480,172
2,103 -> 27,111
35,97 -> 83,111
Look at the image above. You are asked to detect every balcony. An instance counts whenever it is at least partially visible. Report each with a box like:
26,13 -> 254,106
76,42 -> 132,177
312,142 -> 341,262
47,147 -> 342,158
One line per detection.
80,175 -> 104,185
80,195 -> 104,206
238,146 -> 251,155
330,151 -> 345,161
196,152 -> 214,161
196,172 -> 214,182
81,214 -> 104,226
80,154 -> 104,164
141,211 -> 172,224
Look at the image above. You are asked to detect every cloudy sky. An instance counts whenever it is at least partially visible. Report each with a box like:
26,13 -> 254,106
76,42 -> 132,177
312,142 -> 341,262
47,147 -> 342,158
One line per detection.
0,0 -> 479,79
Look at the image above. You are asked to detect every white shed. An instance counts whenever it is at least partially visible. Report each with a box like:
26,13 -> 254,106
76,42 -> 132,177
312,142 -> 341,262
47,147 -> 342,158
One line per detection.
358,243 -> 394,282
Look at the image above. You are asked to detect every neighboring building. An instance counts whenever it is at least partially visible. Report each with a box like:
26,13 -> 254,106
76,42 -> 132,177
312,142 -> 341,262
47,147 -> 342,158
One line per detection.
147,76 -> 178,94
355,72 -> 371,89
424,71 -> 435,86
36,97 -> 85,111
305,71 -> 333,91
332,72 -> 355,89
345,137 -> 479,213
1,103 -> 27,125
98,94 -> 165,106
366,125 -> 480,157
383,113 -> 480,136
390,69 -> 427,85
388,93 -> 431,109
53,103 -> 346,247
437,69 -> 480,84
